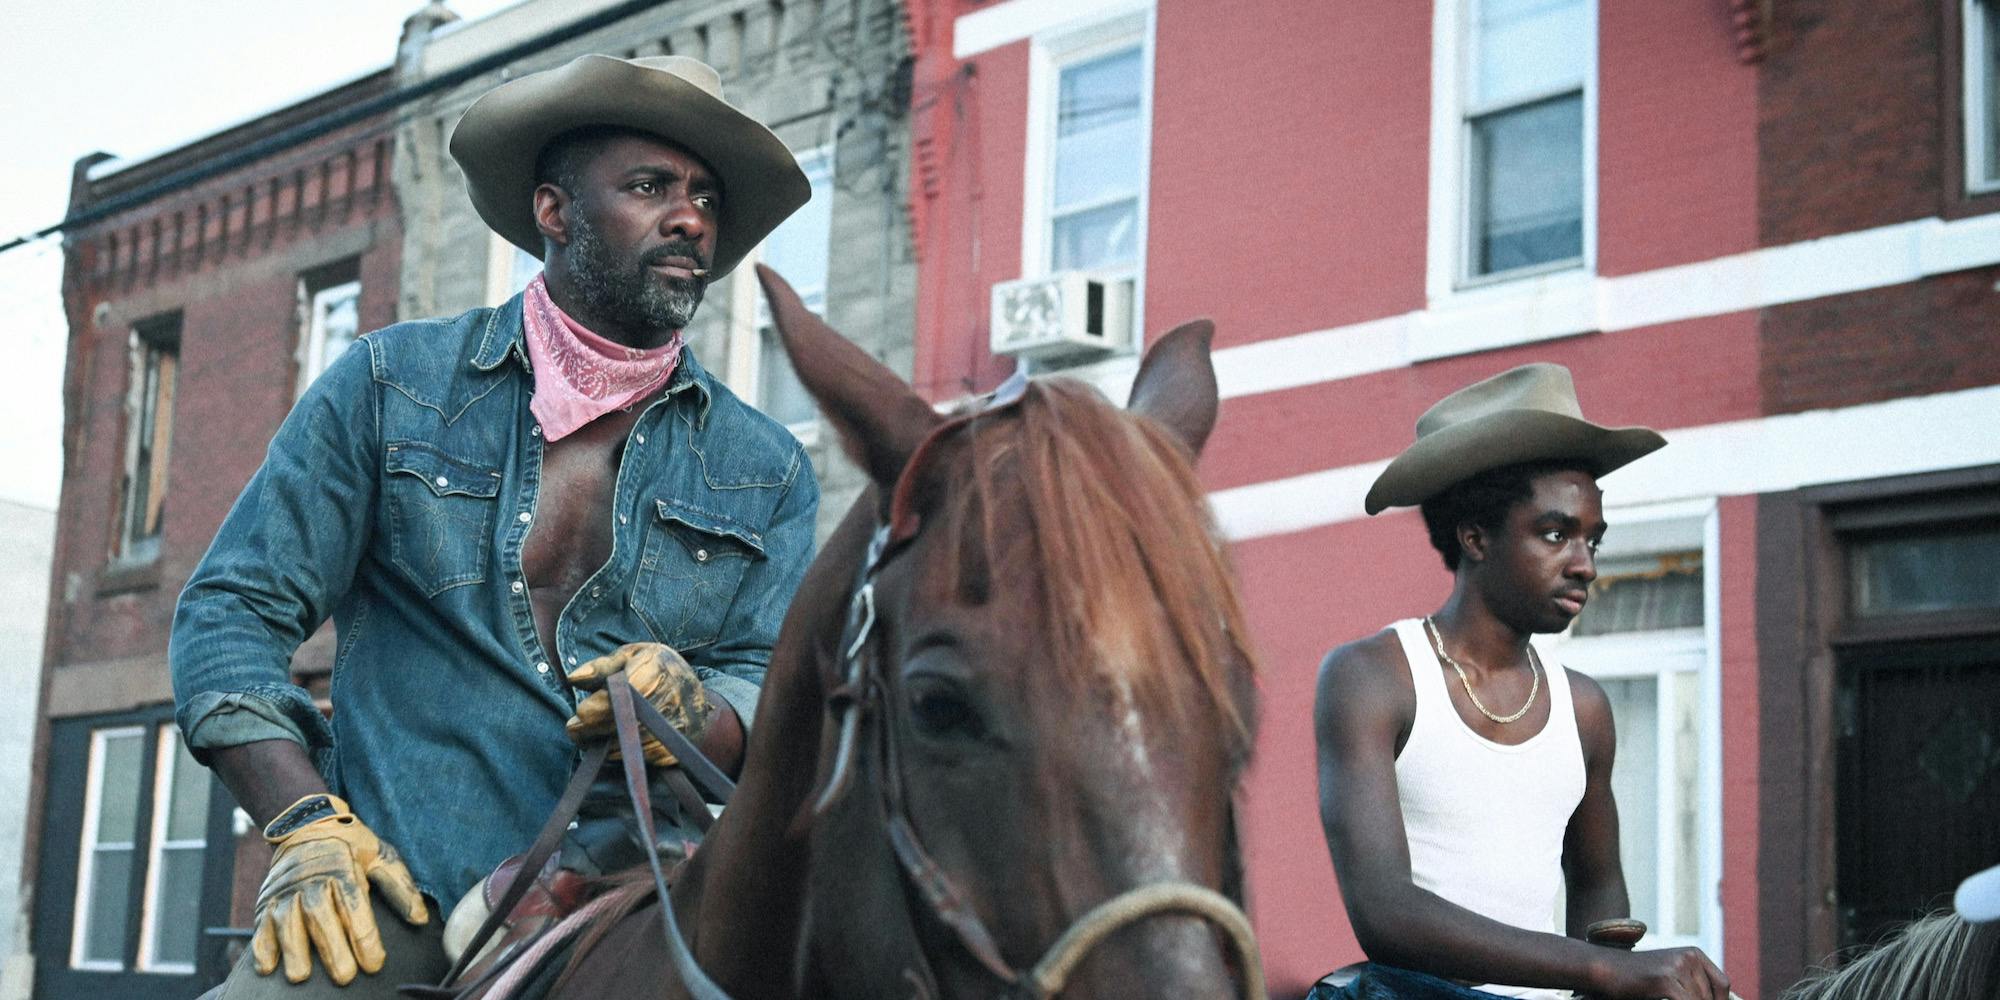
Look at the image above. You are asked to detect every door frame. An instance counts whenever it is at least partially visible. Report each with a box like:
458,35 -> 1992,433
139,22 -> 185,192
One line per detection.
1755,462 -> 2000,996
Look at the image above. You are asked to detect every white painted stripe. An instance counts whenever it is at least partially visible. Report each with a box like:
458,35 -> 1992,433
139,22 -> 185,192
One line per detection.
953,0 -> 1153,58
1052,212 -> 2000,406
1210,384 -> 2000,542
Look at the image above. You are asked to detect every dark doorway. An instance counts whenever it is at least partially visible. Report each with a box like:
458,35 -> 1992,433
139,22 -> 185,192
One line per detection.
1834,636 -> 2000,948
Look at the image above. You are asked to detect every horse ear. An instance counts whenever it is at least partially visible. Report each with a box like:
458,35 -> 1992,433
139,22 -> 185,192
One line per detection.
756,265 -> 943,487
1126,318 -> 1220,456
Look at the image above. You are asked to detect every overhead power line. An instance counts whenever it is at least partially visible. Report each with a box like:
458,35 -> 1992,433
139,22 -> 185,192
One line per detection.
0,0 -> 674,257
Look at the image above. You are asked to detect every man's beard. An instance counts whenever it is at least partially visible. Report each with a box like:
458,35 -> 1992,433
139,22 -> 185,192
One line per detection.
560,211 -> 708,340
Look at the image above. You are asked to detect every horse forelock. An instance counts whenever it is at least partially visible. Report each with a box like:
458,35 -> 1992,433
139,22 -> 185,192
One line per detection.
919,378 -> 1259,759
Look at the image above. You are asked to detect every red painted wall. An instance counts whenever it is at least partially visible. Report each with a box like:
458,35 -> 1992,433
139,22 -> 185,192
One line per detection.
909,39 -> 1030,401
1718,494 -> 1761,991
1596,1 -> 1759,275
1201,312 -> 1762,494
1144,3 -> 1432,348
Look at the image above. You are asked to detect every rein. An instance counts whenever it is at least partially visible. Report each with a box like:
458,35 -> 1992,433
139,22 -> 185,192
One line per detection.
805,378 -> 1267,999
424,374 -> 1265,999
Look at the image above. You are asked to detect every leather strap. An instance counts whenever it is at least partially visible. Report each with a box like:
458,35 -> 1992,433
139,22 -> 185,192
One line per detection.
412,739 -> 611,997
608,672 -> 738,1000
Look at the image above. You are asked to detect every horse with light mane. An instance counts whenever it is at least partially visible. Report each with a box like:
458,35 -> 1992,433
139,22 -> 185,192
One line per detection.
468,266 -> 1262,1000
1777,911 -> 1997,1000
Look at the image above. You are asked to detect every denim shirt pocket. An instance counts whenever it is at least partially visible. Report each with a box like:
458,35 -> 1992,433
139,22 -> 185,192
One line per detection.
632,498 -> 768,651
383,441 -> 503,596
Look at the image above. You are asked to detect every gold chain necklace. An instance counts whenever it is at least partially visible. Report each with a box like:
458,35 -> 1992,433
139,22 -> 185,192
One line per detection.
1423,616 -> 1541,725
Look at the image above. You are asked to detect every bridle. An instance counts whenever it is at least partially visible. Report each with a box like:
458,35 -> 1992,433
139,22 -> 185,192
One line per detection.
426,374 -> 1264,1000
802,375 -> 1265,1000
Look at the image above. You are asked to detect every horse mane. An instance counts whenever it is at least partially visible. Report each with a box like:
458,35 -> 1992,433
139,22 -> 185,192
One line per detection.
931,377 -> 1259,757
1779,911 -> 2000,1000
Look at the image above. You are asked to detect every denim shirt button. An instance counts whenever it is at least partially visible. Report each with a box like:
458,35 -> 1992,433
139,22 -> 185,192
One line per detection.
618,514 -> 628,525
434,476 -> 449,488
536,662 -> 550,674
567,655 -> 577,666
510,580 -> 524,594
695,548 -> 710,563
531,425 -> 542,437
635,434 -> 646,445
518,511 -> 533,524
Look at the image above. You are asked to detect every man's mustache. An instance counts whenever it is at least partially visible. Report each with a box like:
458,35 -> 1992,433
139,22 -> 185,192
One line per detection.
641,242 -> 711,273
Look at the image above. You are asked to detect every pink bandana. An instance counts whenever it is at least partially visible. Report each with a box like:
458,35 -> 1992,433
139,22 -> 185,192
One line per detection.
521,274 -> 684,442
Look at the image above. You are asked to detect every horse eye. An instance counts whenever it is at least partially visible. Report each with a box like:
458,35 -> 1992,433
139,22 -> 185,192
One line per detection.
908,687 -> 984,741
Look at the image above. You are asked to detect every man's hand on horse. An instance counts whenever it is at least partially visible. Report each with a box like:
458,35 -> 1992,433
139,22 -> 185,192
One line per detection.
566,642 -> 712,767
252,793 -> 429,985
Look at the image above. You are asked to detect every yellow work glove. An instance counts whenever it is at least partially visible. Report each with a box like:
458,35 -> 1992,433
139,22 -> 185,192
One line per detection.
253,793 -> 429,985
566,642 -> 712,767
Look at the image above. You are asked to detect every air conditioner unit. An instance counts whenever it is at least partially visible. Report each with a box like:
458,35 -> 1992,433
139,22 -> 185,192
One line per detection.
989,271 -> 1133,360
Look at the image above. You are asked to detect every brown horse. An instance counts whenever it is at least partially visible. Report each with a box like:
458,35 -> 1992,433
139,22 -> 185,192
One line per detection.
526,266 -> 1263,999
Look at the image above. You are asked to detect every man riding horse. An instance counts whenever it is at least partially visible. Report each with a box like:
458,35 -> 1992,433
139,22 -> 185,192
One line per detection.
171,55 -> 816,996
1312,365 -> 1731,1000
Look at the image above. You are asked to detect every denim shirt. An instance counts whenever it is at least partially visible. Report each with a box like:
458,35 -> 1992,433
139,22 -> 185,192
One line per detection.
170,295 -> 818,906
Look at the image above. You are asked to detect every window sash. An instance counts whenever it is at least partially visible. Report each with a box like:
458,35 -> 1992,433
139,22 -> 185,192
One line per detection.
751,147 -> 833,432
1048,44 -> 1144,274
118,330 -> 177,561
1968,0 -> 2000,194
138,726 -> 208,973
70,726 -> 147,972
302,280 -> 361,391
1464,90 -> 1586,281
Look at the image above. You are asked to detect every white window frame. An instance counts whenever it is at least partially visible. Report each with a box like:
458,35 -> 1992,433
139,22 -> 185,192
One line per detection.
1543,498 -> 1723,959
296,278 -> 361,399
136,726 -> 206,974
485,234 -> 544,307
70,725 -> 147,972
729,146 -> 834,444
1967,0 -> 2000,195
1019,3 -> 1155,353
115,323 -> 177,566
1425,0 -> 1599,332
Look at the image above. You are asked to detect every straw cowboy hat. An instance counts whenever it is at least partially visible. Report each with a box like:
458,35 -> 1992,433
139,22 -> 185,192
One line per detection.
1364,363 -> 1666,515
449,54 -> 810,278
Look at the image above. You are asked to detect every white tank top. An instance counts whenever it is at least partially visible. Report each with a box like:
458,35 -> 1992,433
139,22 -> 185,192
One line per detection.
1391,618 -> 1584,1000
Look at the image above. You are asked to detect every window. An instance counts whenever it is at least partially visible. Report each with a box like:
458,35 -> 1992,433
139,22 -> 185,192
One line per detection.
137,728 -> 211,972
117,316 -> 180,564
1968,0 -> 2000,194
296,261 -> 361,396
68,724 -> 214,974
1550,506 -> 1719,955
1439,0 -> 1595,287
71,727 -> 145,971
1848,520 -> 2000,617
1048,45 -> 1145,274
752,148 -> 833,430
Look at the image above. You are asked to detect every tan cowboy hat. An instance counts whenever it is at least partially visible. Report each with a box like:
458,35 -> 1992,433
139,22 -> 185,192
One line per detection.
1364,363 -> 1666,515
448,54 -> 810,278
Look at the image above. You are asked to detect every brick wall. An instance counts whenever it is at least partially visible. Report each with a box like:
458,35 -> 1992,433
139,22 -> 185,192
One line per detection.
52,111 -> 401,706
1758,0 -> 1946,245
1760,263 -> 2000,415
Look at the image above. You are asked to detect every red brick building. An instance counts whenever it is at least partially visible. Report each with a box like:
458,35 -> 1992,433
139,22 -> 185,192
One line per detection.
26,69 -> 402,998
903,1 -> 2000,996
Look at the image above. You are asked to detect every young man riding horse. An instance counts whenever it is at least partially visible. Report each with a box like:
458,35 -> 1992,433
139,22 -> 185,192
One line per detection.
170,55 -> 816,996
1312,365 -> 1731,1000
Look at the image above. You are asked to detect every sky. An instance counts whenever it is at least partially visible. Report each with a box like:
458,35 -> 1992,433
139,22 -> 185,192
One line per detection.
0,0 -> 521,509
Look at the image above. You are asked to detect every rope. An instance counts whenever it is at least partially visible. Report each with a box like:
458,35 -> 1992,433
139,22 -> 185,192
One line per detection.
1024,882 -> 1265,1000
